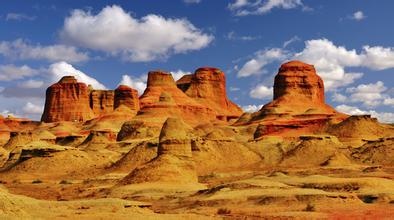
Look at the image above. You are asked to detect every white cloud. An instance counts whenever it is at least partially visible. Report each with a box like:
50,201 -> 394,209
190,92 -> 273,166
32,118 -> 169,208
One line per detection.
48,61 -> 106,89
361,46 -> 394,70
226,31 -> 260,41
229,0 -> 305,16
22,102 -> 43,115
351,11 -> 366,21
17,79 -> 45,89
238,48 -> 289,77
242,104 -> 263,113
6,13 -> 36,21
336,104 -> 394,124
283,35 -> 301,48
332,92 -> 347,102
346,81 -> 387,107
250,85 -> 273,99
119,75 -> 147,95
294,39 -> 363,90
183,0 -> 201,3
383,98 -> 394,106
0,39 -> 89,63
230,87 -> 240,91
170,70 -> 191,81
60,5 -> 213,62
0,64 -> 38,81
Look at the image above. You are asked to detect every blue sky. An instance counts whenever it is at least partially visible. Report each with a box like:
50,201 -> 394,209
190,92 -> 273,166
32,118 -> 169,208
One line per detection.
1,0 -> 394,122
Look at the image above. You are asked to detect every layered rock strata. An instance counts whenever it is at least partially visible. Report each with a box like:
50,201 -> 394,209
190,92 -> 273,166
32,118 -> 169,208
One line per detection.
41,76 -> 94,122
244,61 -> 348,137
177,67 -> 243,121
120,117 -> 198,184
136,71 -> 216,126
41,76 -> 140,122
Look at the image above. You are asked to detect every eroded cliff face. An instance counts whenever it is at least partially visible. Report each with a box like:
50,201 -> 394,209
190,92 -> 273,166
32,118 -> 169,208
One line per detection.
90,90 -> 115,116
41,76 -> 94,123
177,67 -> 243,121
243,60 -> 348,137
136,71 -> 217,126
114,85 -> 140,112
263,60 -> 337,115
41,77 -> 140,122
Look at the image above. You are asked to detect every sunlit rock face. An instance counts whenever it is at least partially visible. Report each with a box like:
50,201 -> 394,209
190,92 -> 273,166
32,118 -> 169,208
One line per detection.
177,67 -> 243,121
41,76 -> 94,123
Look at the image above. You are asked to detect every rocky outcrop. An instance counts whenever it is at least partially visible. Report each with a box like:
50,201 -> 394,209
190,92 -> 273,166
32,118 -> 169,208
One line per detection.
259,61 -> 338,116
41,76 -> 140,123
136,71 -> 216,126
90,90 -> 115,116
120,117 -> 198,184
114,85 -> 140,112
242,61 -> 348,137
41,76 -> 94,122
177,67 -> 243,121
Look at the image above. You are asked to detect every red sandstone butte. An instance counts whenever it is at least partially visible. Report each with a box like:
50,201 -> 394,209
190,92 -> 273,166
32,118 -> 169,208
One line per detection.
246,60 -> 347,137
177,67 -> 243,121
41,76 -> 94,122
262,60 -> 338,116
90,89 -> 115,116
137,70 -> 216,125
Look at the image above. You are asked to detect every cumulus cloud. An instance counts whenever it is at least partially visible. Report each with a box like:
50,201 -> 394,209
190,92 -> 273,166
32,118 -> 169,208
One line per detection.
238,48 -> 289,77
22,102 -> 43,115
351,11 -> 366,21
0,39 -> 89,63
5,13 -> 36,21
0,64 -> 38,81
249,85 -> 273,99
119,75 -> 147,95
170,70 -> 191,81
60,5 -> 213,62
228,0 -> 305,16
336,104 -> 394,123
17,79 -> 45,89
242,104 -> 263,113
48,61 -> 106,89
346,81 -> 387,107
294,39 -> 364,90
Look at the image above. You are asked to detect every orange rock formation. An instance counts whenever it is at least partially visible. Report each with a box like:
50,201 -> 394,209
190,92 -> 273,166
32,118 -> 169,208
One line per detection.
41,76 -> 94,122
244,60 -> 348,137
177,67 -> 243,120
136,71 -> 216,125
41,76 -> 140,122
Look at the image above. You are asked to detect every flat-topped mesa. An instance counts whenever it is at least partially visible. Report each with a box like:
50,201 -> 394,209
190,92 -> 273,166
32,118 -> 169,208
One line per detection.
41,76 -> 94,123
274,61 -> 325,104
258,60 -> 338,116
177,67 -> 243,121
114,85 -> 140,112
137,71 -> 216,125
